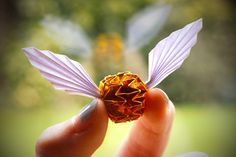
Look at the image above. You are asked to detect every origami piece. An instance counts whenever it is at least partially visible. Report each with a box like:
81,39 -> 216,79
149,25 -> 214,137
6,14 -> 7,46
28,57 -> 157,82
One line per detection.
23,19 -> 202,123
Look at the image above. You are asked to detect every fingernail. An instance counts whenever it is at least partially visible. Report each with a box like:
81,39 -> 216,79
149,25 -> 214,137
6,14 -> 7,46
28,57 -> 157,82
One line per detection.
79,99 -> 97,122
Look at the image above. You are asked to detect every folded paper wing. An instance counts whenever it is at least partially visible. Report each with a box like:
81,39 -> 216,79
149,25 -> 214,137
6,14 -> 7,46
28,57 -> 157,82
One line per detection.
126,4 -> 171,50
146,19 -> 203,88
41,16 -> 92,57
23,47 -> 100,98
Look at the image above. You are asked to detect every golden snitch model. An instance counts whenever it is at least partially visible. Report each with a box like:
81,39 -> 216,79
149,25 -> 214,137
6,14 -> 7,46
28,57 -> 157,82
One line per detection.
23,19 -> 202,123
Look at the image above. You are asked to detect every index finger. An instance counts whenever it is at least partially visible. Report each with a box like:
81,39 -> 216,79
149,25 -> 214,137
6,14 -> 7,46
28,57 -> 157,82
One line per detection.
116,88 -> 175,157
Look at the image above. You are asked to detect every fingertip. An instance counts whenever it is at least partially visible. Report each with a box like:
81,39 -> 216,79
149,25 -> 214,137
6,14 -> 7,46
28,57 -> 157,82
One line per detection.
36,99 -> 108,157
75,99 -> 108,156
71,99 -> 108,155
116,89 -> 175,157
145,88 -> 169,109
95,98 -> 109,125
72,99 -> 108,133
143,88 -> 174,127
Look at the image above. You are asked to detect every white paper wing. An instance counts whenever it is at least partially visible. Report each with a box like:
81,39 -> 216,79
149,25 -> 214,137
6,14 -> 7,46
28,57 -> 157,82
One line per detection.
41,16 -> 92,57
126,4 -> 171,50
146,19 -> 203,88
23,47 -> 100,98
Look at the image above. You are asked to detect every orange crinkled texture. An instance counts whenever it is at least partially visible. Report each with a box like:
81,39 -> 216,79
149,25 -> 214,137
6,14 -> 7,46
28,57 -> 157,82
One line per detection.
99,72 -> 147,123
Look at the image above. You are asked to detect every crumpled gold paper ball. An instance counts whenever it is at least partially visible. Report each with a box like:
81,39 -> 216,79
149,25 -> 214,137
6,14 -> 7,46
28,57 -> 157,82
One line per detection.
99,72 -> 147,123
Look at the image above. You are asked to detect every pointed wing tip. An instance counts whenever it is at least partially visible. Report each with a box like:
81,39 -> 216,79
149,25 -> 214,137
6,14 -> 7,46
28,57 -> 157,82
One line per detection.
198,18 -> 203,22
22,47 -> 38,55
197,18 -> 203,25
146,18 -> 203,88
22,47 -> 36,51
194,18 -> 203,30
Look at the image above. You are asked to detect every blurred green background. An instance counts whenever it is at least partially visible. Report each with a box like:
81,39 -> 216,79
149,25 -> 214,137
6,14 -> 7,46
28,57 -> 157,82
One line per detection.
0,0 -> 236,156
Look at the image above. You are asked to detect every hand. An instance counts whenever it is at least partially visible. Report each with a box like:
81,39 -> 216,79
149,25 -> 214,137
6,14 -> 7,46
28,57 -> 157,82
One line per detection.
36,88 -> 175,157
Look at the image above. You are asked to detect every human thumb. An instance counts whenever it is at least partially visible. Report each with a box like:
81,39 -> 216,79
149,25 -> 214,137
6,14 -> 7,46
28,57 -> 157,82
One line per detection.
36,99 -> 108,157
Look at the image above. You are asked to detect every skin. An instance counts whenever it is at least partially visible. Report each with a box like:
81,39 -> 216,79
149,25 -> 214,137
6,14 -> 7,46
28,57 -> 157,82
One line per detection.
36,88 -> 175,157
